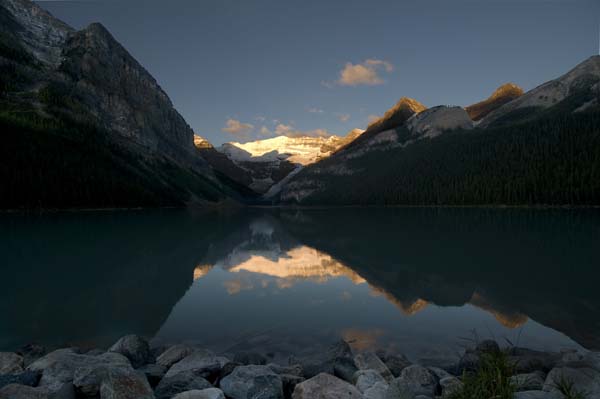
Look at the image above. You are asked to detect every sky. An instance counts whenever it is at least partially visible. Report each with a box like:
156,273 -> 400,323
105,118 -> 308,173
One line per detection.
37,0 -> 600,145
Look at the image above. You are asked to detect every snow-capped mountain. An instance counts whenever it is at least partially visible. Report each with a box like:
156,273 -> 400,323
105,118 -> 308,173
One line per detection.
212,129 -> 365,194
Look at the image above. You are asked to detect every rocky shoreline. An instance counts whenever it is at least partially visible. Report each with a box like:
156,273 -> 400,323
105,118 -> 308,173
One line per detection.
0,335 -> 598,399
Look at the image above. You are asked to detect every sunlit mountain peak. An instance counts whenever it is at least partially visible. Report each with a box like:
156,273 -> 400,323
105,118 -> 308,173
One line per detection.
227,246 -> 366,284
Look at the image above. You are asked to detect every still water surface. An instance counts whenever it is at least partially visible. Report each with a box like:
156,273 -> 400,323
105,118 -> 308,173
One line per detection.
1,208 -> 599,362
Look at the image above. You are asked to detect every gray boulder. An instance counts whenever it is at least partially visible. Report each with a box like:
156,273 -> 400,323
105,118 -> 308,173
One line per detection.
99,367 -> 154,399
363,381 -> 389,399
267,364 -> 303,377
137,364 -> 167,387
378,379 -> 415,399
172,388 -> 225,399
109,335 -> 151,369
156,345 -> 198,369
393,365 -> 437,397
514,391 -> 563,399
354,352 -> 393,382
298,340 -> 355,380
154,370 -> 212,399
354,369 -> 387,393
0,371 -> 41,390
376,352 -> 411,378
439,377 -> 462,398
17,345 -> 47,368
0,384 -> 49,399
220,365 -> 283,399
510,372 -> 545,391
509,348 -> 560,373
28,349 -> 131,395
543,366 -> 600,397
291,373 -> 361,399
165,352 -> 229,380
334,357 -> 359,383
0,352 -> 24,375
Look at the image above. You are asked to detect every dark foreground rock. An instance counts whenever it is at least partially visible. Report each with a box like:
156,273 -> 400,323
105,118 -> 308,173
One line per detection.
2,336 -> 598,399
220,365 -> 283,399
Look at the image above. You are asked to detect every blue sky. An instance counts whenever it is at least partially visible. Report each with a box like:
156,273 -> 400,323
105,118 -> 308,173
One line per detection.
38,0 -> 599,145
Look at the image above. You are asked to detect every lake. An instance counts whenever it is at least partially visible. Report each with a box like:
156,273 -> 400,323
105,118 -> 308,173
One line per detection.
1,208 -> 599,364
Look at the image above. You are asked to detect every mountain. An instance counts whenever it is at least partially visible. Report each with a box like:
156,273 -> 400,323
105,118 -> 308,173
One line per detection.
279,57 -> 600,205
465,83 -> 524,121
479,56 -> 600,127
0,0 -> 243,209
216,129 -> 365,194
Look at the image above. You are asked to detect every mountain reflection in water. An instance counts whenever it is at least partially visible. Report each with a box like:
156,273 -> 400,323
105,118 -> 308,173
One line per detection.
1,208 -> 598,360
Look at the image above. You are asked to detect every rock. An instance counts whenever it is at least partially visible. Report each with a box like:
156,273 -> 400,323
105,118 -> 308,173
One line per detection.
394,365 -> 437,397
109,335 -> 151,369
172,388 -> 225,399
334,357 -> 359,383
28,349 -> 131,395
363,381 -> 389,399
543,366 -> 600,398
17,345 -> 47,367
0,384 -> 49,399
0,370 -> 40,390
475,340 -> 500,354
510,372 -> 545,391
267,364 -> 303,377
354,369 -> 387,393
439,377 -> 462,398
99,368 -> 154,399
291,373 -> 361,399
72,355 -> 140,397
377,353 -> 411,378
154,370 -> 212,399
216,362 -> 241,384
233,352 -> 267,366
406,105 -> 473,138
426,367 -> 453,381
354,352 -> 394,382
156,345 -> 198,369
137,364 -> 167,387
85,349 -> 106,356
0,352 -> 24,375
509,348 -> 560,373
165,352 -> 228,380
298,340 -> 355,379
220,365 -> 283,399
382,379 -> 418,399
513,391 -> 563,399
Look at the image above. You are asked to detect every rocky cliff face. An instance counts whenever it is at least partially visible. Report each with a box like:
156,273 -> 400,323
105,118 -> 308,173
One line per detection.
406,106 -> 473,138
59,23 -> 200,162
0,0 -> 244,208
480,56 -> 600,127
466,83 -> 524,121
0,0 -> 72,66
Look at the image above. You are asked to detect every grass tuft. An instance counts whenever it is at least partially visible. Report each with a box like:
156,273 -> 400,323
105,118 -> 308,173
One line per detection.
553,375 -> 587,399
449,350 -> 516,399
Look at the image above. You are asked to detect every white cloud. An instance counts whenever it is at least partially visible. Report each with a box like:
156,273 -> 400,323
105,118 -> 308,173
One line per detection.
307,107 -> 324,114
222,119 -> 254,136
365,59 -> 394,72
336,59 -> 394,86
